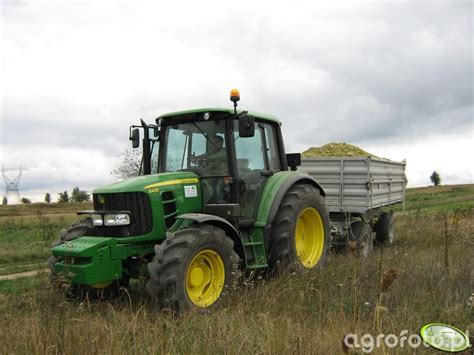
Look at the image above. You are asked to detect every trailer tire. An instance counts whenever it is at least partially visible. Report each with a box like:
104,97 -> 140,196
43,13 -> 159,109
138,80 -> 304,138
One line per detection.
349,221 -> 373,258
146,224 -> 240,312
48,219 -> 128,299
375,212 -> 394,245
268,184 -> 330,274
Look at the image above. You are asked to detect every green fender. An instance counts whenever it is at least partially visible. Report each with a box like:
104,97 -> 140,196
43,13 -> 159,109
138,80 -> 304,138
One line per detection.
176,213 -> 246,262
254,171 -> 326,228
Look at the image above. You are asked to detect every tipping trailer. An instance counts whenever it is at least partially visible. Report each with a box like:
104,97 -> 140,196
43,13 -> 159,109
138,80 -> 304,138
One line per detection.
299,157 -> 407,256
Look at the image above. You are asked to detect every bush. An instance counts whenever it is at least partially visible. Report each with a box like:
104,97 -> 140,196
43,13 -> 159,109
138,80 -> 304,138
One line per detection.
430,171 -> 441,186
71,187 -> 90,203
58,191 -> 69,203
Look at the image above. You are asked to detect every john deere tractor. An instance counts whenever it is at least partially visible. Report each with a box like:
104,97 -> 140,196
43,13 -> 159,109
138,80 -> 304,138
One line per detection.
49,90 -> 330,311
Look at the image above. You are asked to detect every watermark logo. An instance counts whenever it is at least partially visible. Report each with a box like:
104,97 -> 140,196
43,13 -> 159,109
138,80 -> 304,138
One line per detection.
420,323 -> 470,353
343,326 -> 471,353
343,330 -> 429,353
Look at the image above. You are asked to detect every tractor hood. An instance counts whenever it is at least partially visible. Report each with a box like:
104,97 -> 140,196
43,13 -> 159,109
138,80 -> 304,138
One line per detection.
91,170 -> 203,242
93,171 -> 200,194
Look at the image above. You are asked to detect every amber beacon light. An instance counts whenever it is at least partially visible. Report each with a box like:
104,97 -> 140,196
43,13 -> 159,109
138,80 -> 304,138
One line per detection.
230,89 -> 240,103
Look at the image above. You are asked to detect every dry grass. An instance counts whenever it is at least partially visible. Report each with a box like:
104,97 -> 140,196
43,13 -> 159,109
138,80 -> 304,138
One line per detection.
0,186 -> 473,354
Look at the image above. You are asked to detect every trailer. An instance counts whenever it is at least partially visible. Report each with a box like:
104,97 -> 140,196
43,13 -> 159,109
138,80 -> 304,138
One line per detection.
299,156 -> 407,256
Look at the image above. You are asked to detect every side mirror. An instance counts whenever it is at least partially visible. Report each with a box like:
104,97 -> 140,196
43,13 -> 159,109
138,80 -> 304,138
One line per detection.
130,128 -> 140,148
286,153 -> 301,171
238,114 -> 255,138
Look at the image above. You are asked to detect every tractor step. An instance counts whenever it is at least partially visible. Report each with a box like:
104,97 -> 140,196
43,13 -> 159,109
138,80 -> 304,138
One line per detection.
243,241 -> 261,246
241,229 -> 268,269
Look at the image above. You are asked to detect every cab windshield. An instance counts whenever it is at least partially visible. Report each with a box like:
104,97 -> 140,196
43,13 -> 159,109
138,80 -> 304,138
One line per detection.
162,120 -> 228,176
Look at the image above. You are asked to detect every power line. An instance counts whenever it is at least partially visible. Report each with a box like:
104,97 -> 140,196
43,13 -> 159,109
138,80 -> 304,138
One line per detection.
2,166 -> 26,203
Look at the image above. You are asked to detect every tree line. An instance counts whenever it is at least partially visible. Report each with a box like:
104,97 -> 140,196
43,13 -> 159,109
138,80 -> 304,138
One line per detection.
55,187 -> 91,203
1,187 -> 90,205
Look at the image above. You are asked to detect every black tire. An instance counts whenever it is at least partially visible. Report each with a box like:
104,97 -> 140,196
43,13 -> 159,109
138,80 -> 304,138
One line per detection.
268,184 -> 330,273
349,221 -> 373,258
146,224 -> 240,312
48,219 -> 127,299
375,212 -> 394,245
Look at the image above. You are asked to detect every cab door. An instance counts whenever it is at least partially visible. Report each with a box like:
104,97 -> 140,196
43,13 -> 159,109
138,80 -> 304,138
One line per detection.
234,120 -> 282,222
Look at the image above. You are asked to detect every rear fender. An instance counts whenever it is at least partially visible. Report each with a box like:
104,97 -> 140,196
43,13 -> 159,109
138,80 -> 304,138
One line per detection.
255,171 -> 325,227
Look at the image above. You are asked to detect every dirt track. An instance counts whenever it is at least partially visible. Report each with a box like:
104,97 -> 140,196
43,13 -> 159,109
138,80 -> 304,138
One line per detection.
0,269 -> 48,281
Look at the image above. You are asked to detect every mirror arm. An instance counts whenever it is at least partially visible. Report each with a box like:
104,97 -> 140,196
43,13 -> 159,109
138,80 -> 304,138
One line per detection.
141,119 -> 151,175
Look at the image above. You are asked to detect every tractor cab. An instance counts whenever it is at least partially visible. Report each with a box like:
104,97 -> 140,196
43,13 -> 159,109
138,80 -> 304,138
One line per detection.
131,90 -> 293,226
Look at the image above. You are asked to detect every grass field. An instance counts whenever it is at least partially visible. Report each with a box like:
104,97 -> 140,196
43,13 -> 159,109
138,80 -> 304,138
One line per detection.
0,202 -> 91,275
0,185 -> 472,354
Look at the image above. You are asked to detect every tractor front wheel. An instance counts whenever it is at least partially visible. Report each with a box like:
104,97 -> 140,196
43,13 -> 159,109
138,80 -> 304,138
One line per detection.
146,224 -> 240,312
268,184 -> 330,273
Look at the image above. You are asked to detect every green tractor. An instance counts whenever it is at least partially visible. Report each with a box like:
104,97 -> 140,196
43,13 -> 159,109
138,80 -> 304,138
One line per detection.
49,90 -> 330,311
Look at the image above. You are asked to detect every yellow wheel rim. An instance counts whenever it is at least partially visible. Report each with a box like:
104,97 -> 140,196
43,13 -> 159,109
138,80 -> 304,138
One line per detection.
295,207 -> 325,268
186,249 -> 225,307
90,281 -> 113,289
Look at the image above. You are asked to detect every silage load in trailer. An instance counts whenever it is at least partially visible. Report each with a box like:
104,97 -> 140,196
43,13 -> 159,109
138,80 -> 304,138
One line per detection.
301,142 -> 379,158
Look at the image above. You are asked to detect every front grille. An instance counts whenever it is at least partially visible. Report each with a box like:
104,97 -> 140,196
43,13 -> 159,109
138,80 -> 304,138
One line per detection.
161,191 -> 177,229
93,192 -> 153,237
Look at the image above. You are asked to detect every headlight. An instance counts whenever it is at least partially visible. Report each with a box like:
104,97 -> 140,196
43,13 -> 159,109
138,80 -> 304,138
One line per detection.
104,213 -> 131,226
92,213 -> 131,226
92,214 -> 104,226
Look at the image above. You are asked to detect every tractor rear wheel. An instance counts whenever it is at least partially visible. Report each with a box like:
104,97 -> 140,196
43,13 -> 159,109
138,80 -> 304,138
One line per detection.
146,224 -> 240,312
349,221 -> 373,258
48,219 -> 128,299
268,184 -> 330,273
375,212 -> 394,245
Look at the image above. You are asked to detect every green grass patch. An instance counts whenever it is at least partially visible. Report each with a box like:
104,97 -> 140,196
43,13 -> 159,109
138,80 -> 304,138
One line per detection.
0,209 -> 78,268
0,274 -> 45,295
391,184 -> 474,213
0,262 -> 47,276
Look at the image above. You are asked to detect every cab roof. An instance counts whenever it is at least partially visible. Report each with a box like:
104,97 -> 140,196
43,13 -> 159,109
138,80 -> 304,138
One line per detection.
157,107 -> 281,125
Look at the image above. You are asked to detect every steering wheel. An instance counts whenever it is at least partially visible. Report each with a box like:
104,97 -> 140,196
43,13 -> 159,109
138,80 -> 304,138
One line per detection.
190,156 -> 209,168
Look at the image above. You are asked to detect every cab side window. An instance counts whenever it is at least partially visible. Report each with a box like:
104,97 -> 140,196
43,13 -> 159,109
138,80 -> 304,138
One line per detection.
234,125 -> 265,171
263,124 -> 281,171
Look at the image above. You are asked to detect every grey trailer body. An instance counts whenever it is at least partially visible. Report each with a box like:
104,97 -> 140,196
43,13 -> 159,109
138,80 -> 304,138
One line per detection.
299,157 -> 407,213
298,157 -> 407,254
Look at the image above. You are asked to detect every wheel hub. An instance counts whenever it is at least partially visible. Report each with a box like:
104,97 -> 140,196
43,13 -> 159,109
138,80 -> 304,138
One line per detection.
189,267 -> 205,287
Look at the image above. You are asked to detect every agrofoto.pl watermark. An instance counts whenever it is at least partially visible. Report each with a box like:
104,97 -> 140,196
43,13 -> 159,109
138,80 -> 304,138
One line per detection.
343,324 -> 471,353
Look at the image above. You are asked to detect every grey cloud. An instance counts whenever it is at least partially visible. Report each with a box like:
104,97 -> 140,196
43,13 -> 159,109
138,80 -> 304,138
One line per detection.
1,1 -> 472,194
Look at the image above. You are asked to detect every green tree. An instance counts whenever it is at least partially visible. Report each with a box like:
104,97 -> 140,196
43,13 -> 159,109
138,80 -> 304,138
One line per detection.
430,171 -> 441,186
58,191 -> 69,203
44,192 -> 52,204
21,197 -> 31,204
71,187 -> 90,202
2,196 -> 7,205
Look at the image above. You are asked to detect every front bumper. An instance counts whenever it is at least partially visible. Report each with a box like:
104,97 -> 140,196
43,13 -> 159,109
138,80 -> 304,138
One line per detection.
52,236 -> 122,285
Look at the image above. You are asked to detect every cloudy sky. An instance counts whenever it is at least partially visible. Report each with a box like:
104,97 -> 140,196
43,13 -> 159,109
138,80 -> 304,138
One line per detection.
1,0 -> 472,202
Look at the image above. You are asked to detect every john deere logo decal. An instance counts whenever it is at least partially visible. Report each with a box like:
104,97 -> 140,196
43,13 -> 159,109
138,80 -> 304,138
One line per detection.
420,323 -> 470,352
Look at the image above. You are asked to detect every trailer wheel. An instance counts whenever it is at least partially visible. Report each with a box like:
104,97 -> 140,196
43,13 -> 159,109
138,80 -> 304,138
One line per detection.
349,221 -> 373,258
48,219 -> 128,299
268,184 -> 330,273
376,212 -> 394,244
146,224 -> 240,312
